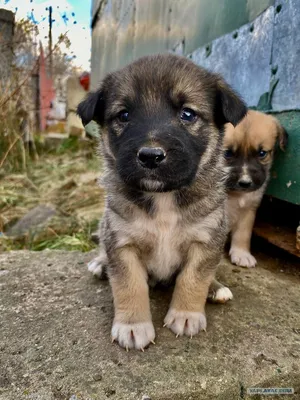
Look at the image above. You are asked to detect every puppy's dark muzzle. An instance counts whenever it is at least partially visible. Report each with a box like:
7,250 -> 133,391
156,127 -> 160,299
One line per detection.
137,147 -> 166,169
238,179 -> 252,189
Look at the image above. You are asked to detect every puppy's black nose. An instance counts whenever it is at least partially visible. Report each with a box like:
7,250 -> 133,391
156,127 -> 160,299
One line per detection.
238,180 -> 252,188
137,147 -> 166,169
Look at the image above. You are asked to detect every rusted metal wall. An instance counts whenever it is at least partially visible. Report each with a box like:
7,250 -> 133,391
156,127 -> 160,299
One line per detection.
91,0 -> 273,87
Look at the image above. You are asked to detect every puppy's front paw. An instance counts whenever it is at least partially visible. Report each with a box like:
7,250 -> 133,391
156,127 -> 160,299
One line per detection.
87,256 -> 107,279
111,321 -> 155,351
164,309 -> 207,337
230,247 -> 257,268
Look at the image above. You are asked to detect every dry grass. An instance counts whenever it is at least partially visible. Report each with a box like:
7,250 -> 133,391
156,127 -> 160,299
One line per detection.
0,105 -> 27,173
0,138 -> 104,252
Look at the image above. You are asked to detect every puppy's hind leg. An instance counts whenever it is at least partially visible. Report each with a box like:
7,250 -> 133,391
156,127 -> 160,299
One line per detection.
88,217 -> 108,279
88,244 -> 108,279
207,278 -> 233,304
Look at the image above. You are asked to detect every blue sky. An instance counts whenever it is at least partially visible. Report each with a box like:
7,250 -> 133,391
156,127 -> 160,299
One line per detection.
64,0 -> 91,26
0,0 -> 92,70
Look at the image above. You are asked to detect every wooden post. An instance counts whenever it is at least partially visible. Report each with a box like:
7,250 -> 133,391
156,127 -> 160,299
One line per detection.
48,5 -> 53,77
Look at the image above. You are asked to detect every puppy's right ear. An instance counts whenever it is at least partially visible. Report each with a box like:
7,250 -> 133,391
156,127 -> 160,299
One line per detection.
77,90 -> 105,126
214,77 -> 248,128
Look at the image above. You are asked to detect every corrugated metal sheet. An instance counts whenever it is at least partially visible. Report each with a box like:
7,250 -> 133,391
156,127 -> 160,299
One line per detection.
91,0 -> 274,86
168,0 -> 274,55
91,0 -> 137,88
191,0 -> 300,110
191,7 -> 274,107
271,0 -> 300,111
92,0 -> 102,21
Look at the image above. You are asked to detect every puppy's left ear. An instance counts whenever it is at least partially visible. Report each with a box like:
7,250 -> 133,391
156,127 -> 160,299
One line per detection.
275,121 -> 288,151
215,78 -> 248,128
77,90 -> 105,126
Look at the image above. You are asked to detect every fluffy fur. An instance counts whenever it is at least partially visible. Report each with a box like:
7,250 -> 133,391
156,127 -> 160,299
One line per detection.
224,110 -> 288,267
78,54 -> 247,350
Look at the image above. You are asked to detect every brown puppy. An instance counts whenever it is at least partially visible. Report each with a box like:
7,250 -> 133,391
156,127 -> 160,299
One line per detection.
224,110 -> 288,268
77,54 -> 247,350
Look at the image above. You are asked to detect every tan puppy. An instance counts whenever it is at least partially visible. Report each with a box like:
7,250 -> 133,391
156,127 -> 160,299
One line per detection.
77,54 -> 247,350
224,110 -> 288,268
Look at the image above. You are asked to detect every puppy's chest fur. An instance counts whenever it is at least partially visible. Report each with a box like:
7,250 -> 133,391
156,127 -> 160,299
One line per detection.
226,186 -> 265,229
113,193 -> 218,281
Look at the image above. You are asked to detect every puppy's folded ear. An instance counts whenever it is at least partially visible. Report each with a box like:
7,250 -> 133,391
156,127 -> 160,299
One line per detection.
77,90 -> 105,126
214,78 -> 248,128
276,122 -> 288,151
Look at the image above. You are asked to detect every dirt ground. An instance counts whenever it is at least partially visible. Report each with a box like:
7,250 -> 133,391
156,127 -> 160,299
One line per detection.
0,249 -> 299,400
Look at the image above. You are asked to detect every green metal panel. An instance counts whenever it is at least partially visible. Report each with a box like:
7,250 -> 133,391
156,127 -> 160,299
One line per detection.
266,111 -> 300,205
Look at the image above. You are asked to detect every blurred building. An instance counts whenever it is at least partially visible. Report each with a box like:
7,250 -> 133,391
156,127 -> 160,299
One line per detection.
0,8 -> 15,88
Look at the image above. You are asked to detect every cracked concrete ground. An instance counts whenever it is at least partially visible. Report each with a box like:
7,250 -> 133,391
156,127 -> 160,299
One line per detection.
0,250 -> 299,400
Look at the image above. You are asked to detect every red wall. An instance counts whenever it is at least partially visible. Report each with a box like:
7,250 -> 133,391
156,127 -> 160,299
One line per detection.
39,44 -> 55,131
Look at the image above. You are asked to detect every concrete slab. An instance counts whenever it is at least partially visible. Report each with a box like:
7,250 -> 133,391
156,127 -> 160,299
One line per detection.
0,250 -> 299,399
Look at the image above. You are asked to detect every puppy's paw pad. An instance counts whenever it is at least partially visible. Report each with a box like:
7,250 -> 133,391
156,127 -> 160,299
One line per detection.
87,257 -> 107,278
164,309 -> 207,337
111,321 -> 155,350
230,248 -> 257,268
213,287 -> 233,303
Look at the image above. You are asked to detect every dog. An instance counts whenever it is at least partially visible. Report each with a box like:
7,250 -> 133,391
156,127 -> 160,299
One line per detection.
224,110 -> 288,268
77,54 -> 247,350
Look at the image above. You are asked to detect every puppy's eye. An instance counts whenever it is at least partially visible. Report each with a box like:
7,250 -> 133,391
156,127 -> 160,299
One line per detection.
224,149 -> 234,159
118,110 -> 129,123
180,108 -> 197,122
258,150 -> 268,159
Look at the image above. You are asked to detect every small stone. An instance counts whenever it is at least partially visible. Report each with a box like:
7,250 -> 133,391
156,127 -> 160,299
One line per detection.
292,363 -> 299,371
93,373 -> 102,382
200,381 -> 207,390
142,396 -> 151,400
104,387 -> 116,397
5,204 -> 57,237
